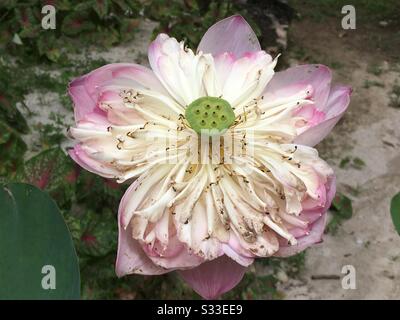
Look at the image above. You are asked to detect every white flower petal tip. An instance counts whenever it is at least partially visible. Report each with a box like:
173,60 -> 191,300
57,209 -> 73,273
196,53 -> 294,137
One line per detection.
115,220 -> 168,277
178,255 -> 246,299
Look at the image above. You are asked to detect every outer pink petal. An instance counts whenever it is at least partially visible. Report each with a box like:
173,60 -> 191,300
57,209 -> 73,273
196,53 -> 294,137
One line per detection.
221,232 -> 255,267
68,144 -> 119,179
295,85 -> 351,146
142,237 -> 205,270
84,63 -> 167,100
263,64 -> 332,109
116,182 -> 168,277
274,175 -> 336,257
197,15 -> 261,58
275,212 -> 328,257
148,34 -> 170,78
69,63 -> 167,122
77,111 -> 111,129
116,223 -> 168,276
222,244 -> 254,267
178,255 -> 246,299
69,75 -> 101,123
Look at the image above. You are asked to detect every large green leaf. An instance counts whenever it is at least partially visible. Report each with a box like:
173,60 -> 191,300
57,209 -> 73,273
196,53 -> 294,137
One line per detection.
390,192 -> 400,236
0,183 -> 80,299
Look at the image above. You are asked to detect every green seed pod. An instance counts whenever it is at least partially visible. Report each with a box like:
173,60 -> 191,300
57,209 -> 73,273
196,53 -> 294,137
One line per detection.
185,97 -> 235,135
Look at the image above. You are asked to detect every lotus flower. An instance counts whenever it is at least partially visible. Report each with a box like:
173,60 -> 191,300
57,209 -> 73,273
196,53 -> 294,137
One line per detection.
68,15 -> 351,299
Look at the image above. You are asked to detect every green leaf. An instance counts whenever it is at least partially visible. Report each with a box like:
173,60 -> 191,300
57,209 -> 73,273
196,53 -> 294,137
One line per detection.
61,12 -> 95,36
331,193 -> 353,219
327,193 -> 353,234
66,209 -> 118,258
76,170 -> 126,210
339,156 -> 351,169
15,7 -> 37,37
0,121 -> 27,177
15,148 -> 77,207
112,0 -> 132,12
390,192 -> 400,236
352,157 -> 366,170
0,183 -> 80,299
52,0 -> 73,11
36,33 -> 65,62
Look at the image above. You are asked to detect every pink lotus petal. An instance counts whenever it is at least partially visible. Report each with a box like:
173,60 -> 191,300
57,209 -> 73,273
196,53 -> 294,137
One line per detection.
77,111 -> 111,129
69,63 -> 167,122
274,175 -> 336,257
148,34 -> 172,77
84,63 -> 166,99
294,104 -> 326,128
217,50 -> 273,105
323,85 -> 352,116
178,255 -> 246,299
295,85 -> 351,146
301,183 -> 327,210
288,227 -> 311,238
263,64 -> 332,109
274,211 -> 327,257
222,243 -> 254,267
142,236 -> 205,270
116,182 -> 168,277
197,15 -> 261,58
116,224 -> 168,276
69,75 -> 100,123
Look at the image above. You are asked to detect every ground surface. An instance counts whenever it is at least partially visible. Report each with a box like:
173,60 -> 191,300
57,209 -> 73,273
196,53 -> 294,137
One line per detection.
276,3 -> 400,299
18,3 -> 400,299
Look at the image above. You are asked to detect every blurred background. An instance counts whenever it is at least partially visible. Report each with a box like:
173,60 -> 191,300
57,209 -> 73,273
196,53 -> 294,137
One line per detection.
0,0 -> 399,299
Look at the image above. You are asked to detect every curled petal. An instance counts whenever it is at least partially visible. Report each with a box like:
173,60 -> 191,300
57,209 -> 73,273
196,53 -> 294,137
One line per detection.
116,221 -> 168,276
295,85 -> 351,146
83,63 -> 167,100
69,75 -> 101,123
141,235 -> 204,270
197,15 -> 261,57
148,34 -> 210,105
116,181 -> 168,276
218,51 -> 275,107
274,175 -> 336,257
263,64 -> 332,109
274,212 -> 328,257
222,234 -> 255,267
69,63 -> 167,123
68,144 -> 119,178
178,255 -> 246,299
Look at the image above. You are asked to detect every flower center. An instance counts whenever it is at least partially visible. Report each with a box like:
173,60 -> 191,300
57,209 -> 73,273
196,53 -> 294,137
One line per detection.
185,97 -> 235,135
